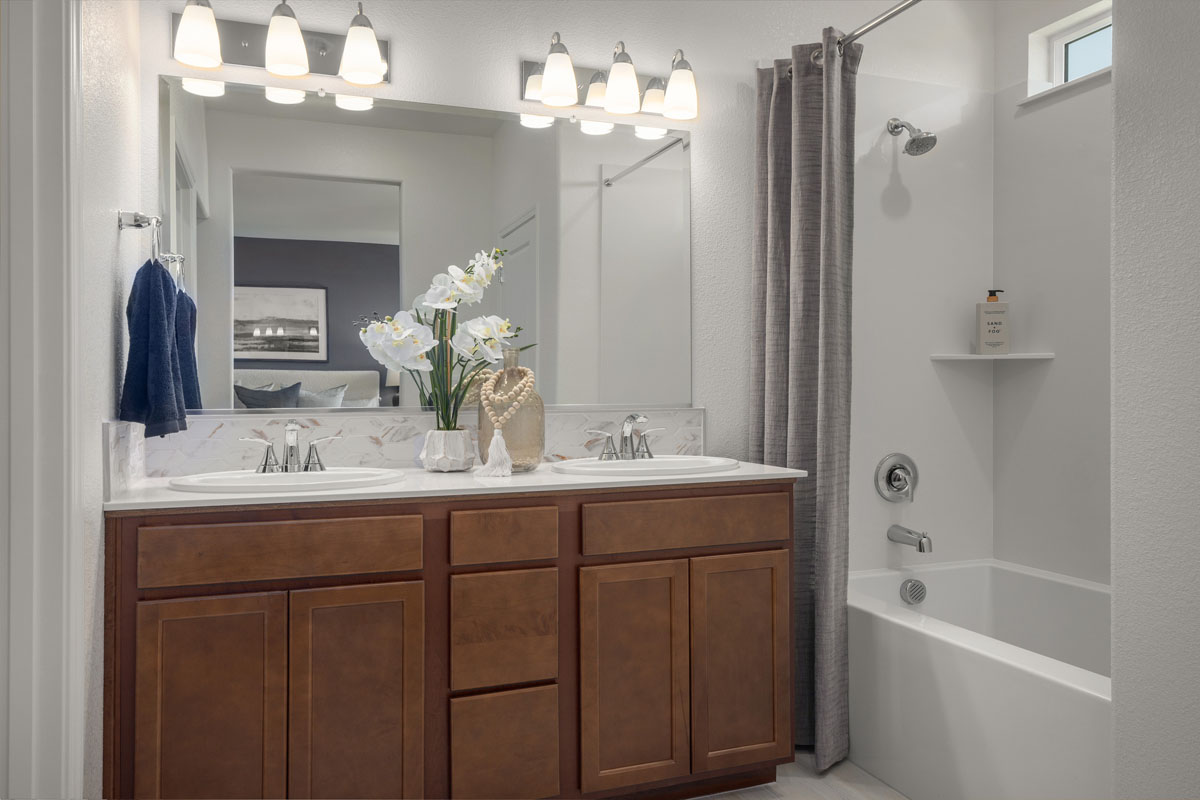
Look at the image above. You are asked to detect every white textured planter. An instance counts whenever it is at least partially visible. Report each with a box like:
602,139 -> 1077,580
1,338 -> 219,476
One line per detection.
420,429 -> 475,472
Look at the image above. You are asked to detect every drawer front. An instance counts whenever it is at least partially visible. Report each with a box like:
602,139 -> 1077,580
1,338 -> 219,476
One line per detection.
450,685 -> 560,799
450,506 -> 558,566
581,492 -> 791,555
451,568 -> 558,691
137,516 -> 423,588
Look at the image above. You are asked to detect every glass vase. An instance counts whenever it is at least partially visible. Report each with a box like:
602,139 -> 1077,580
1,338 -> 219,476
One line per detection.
478,348 -> 544,471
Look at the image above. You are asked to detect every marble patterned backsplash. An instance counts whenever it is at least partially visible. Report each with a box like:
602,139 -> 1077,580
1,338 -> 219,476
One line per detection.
104,407 -> 704,498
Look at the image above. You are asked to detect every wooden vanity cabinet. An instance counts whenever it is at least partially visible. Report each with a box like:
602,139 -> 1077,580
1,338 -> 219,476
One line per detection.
105,480 -> 795,800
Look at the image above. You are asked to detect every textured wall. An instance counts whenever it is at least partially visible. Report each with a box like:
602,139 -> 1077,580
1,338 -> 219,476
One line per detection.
1111,0 -> 1200,795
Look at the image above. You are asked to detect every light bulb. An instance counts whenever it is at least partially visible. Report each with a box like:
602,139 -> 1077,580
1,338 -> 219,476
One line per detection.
663,50 -> 698,120
309,327 -> 318,336
635,126 -> 668,140
265,86 -> 305,104
520,114 -> 555,129
524,65 -> 543,101
580,120 -> 614,136
540,33 -> 578,107
604,42 -> 640,115
338,3 -> 385,86
181,77 -> 225,97
265,1 -> 309,77
173,0 -> 222,69
641,77 -> 665,114
584,71 -> 607,108
335,94 -> 373,111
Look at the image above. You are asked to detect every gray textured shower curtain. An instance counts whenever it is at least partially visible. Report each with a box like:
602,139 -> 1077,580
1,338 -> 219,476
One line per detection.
749,28 -> 860,772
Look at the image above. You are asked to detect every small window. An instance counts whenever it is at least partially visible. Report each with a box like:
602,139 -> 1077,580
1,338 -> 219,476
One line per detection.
1027,1 -> 1112,98
1064,24 -> 1112,82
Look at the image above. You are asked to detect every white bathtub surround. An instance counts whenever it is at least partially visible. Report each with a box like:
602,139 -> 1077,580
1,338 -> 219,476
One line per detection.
848,559 -> 1111,800
104,406 -> 703,492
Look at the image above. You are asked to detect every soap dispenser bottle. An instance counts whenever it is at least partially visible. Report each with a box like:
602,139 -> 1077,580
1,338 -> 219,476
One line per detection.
976,289 -> 1010,354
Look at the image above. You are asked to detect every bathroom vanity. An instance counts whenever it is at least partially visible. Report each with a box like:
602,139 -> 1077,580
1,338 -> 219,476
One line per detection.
103,468 -> 801,799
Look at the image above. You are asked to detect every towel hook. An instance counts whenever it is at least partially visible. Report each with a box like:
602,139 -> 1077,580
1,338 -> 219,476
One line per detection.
117,210 -> 163,264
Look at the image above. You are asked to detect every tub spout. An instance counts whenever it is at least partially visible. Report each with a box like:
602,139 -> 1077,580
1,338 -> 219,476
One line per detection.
888,524 -> 932,553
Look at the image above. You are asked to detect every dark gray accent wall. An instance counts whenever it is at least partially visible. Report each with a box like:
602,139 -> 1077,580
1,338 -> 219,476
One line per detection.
233,236 -> 401,404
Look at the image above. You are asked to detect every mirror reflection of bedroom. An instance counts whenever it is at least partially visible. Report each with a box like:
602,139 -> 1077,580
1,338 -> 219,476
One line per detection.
230,174 -> 401,408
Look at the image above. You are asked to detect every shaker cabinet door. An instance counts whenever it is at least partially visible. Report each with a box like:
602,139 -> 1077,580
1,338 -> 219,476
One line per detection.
134,592 -> 288,799
690,549 -> 792,772
579,560 -> 691,793
288,581 -> 424,799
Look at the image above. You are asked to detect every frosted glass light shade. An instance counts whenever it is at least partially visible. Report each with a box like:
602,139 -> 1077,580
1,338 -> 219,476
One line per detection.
580,120 -> 614,136
641,78 -> 665,114
335,94 -> 373,111
584,73 -> 606,108
181,77 -> 225,97
338,10 -> 385,86
265,86 -> 305,104
173,0 -> 222,69
635,126 -> 668,140
265,4 -> 309,77
520,113 -> 555,129
664,57 -> 698,120
524,71 -> 543,101
605,61 -> 640,114
540,34 -> 578,107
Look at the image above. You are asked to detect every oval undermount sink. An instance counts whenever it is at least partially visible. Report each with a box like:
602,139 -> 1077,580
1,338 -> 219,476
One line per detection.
550,455 -> 739,476
168,467 -> 405,494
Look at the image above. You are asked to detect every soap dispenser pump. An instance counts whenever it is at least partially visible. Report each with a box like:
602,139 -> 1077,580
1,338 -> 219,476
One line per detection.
976,289 -> 1010,354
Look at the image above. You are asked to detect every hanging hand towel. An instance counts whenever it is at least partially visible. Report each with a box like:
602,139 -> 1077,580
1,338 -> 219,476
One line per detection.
175,288 -> 202,410
119,260 -> 188,437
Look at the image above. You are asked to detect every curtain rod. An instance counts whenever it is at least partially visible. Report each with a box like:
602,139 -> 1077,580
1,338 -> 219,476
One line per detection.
603,137 -> 686,187
838,0 -> 925,52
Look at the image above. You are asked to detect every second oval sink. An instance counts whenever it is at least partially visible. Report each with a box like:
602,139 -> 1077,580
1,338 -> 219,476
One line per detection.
168,467 -> 405,494
550,455 -> 739,476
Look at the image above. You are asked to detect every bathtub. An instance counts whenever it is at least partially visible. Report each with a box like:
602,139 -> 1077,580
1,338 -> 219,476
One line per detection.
847,559 -> 1112,800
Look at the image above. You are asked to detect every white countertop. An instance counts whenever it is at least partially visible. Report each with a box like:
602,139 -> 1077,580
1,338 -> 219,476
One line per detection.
105,462 -> 807,512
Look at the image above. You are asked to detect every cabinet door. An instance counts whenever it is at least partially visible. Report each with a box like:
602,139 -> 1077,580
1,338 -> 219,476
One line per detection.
134,592 -> 287,799
690,550 -> 792,772
579,560 -> 690,793
289,581 -> 424,799
450,685 -> 560,799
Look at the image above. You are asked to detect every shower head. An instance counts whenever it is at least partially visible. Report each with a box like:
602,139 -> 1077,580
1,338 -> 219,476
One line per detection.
887,117 -> 938,156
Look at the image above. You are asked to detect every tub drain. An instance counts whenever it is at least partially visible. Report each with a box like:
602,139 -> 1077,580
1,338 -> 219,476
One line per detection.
899,578 -> 927,605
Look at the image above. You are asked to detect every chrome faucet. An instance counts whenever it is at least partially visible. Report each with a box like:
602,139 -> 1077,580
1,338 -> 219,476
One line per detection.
888,524 -> 933,553
620,413 -> 649,460
283,419 -> 303,472
240,421 -> 340,473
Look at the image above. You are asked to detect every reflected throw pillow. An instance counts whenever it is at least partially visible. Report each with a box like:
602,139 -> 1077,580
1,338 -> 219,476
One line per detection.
298,384 -> 348,408
233,381 -> 301,409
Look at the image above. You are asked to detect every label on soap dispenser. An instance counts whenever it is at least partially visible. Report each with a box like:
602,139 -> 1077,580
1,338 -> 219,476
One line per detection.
976,302 -> 1010,354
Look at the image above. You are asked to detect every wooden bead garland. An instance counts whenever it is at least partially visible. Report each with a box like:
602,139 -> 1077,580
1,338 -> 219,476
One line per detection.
480,366 -> 535,430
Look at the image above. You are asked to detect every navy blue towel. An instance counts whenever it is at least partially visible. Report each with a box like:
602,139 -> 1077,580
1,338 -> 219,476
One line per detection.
119,260 -> 188,437
175,289 -> 202,410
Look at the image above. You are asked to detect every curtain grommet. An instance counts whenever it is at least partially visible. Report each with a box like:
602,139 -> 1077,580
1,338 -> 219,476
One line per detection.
811,48 -> 824,67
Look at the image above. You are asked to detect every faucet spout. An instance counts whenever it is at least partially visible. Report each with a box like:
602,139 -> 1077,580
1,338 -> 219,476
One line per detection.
620,413 -> 648,460
888,524 -> 932,553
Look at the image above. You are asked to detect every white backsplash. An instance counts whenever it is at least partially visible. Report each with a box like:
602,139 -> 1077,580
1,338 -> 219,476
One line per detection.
105,406 -> 704,497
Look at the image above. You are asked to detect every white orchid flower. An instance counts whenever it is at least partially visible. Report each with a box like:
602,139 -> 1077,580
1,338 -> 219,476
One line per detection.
423,273 -> 458,309
447,265 -> 484,305
450,327 -> 479,361
359,320 -> 392,347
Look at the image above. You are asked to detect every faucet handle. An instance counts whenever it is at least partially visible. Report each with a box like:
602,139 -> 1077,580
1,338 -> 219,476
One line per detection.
634,428 -> 666,459
587,430 -> 620,461
240,437 -> 280,473
303,436 -> 341,472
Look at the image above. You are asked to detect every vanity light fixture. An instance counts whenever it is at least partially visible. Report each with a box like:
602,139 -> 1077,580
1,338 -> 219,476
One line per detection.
339,2 -> 386,86
634,125 -> 668,140
580,119 -> 615,136
604,41 -> 640,114
265,1 -> 309,77
181,77 -> 225,97
335,94 -> 374,111
520,113 -> 555,129
584,71 -> 607,108
641,77 -> 666,114
663,49 -> 698,120
540,32 -> 578,107
265,85 -> 306,104
173,0 -> 223,69
524,63 -> 544,102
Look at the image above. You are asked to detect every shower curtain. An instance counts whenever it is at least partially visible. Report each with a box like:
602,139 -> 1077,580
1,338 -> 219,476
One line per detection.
749,28 -> 860,772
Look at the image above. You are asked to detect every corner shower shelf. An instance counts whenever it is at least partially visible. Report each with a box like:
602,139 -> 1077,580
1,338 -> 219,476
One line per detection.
930,353 -> 1055,361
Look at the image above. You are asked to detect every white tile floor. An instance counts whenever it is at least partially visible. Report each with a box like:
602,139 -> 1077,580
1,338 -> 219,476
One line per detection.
702,753 -> 909,800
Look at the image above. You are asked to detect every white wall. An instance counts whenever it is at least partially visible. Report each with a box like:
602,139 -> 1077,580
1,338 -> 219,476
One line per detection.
196,110 -> 492,406
1111,0 -> 1200,795
232,174 -> 402,245
992,1 -> 1111,584
80,2 -> 143,796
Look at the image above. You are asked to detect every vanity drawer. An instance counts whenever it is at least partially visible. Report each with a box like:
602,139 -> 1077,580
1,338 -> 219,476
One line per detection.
137,516 -> 423,588
450,506 -> 558,566
581,492 -> 791,555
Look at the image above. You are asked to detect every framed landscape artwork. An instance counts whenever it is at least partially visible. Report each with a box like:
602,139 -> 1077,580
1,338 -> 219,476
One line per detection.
233,286 -> 327,361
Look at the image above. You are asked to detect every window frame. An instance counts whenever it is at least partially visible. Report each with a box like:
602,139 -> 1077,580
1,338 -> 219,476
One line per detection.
1051,12 -> 1113,87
